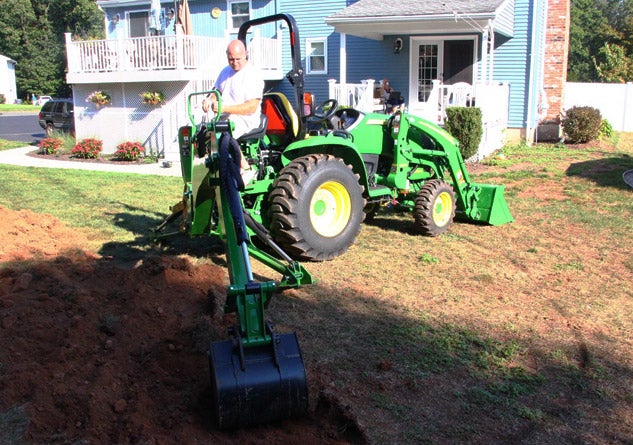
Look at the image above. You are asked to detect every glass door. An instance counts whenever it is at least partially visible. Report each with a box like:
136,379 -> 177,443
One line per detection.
410,40 -> 441,107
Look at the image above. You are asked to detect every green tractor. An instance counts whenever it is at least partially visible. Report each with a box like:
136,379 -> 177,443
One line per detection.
154,13 -> 513,430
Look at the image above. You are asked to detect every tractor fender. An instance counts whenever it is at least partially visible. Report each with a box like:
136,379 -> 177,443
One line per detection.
280,135 -> 370,192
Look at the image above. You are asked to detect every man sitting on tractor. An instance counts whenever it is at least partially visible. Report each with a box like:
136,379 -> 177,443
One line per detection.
202,39 -> 264,139
202,39 -> 263,181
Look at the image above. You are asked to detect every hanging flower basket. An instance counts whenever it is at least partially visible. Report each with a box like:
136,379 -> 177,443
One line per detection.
86,90 -> 111,107
140,91 -> 165,106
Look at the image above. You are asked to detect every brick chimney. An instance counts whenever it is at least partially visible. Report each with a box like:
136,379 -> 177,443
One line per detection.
538,0 -> 570,140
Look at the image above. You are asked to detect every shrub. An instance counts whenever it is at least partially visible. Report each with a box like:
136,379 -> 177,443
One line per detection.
72,138 -> 103,159
562,106 -> 602,143
599,119 -> 613,140
38,137 -> 64,155
114,141 -> 145,161
444,107 -> 483,160
0,94 -> 5,104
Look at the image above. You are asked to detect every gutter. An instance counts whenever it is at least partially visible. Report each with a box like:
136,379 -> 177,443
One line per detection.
326,12 -> 497,26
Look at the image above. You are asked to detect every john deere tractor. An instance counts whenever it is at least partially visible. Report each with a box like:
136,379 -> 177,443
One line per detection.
153,13 -> 512,430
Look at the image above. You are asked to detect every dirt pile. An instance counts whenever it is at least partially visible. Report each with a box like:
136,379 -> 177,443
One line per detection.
0,206 -> 363,444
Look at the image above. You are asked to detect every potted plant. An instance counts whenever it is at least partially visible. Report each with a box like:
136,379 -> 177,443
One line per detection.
140,91 -> 165,106
86,90 -> 111,107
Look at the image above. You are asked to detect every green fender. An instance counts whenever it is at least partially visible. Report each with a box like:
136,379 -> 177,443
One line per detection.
280,134 -> 371,192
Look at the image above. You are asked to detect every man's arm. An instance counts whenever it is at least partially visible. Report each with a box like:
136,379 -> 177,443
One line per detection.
202,97 -> 260,115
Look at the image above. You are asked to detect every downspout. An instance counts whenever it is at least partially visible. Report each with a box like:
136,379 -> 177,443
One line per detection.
525,0 -> 540,144
488,19 -> 495,84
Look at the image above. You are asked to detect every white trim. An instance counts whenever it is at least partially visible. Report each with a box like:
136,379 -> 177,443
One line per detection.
306,38 -> 328,75
226,0 -> 252,33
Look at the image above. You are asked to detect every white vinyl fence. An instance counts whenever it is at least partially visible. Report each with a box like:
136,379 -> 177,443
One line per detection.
564,82 -> 633,132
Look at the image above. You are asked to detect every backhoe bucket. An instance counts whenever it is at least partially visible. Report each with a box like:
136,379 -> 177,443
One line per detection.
209,332 -> 308,430
468,183 -> 514,226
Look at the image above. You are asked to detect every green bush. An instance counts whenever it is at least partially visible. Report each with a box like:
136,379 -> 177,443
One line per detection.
113,141 -> 145,161
72,138 -> 103,159
599,119 -> 613,140
444,107 -> 483,160
562,106 -> 602,143
37,137 -> 64,155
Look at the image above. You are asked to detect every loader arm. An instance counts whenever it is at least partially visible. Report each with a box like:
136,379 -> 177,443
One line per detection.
394,112 -> 513,225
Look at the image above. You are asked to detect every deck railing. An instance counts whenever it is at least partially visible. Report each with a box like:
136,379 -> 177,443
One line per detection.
328,79 -> 384,112
65,32 -> 281,77
327,78 -> 509,157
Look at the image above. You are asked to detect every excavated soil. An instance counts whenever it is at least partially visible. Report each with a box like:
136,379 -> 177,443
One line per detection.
0,206 -> 364,445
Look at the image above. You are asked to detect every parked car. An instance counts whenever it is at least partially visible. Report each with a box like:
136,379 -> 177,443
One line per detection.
38,99 -> 74,136
37,95 -> 53,106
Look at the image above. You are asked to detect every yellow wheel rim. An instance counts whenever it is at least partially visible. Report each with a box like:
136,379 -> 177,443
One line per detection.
310,181 -> 351,237
432,191 -> 453,227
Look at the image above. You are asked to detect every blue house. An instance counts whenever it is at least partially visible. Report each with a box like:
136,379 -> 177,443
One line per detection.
66,0 -> 565,160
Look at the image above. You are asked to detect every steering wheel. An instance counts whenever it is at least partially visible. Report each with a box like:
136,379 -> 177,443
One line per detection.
307,99 -> 339,127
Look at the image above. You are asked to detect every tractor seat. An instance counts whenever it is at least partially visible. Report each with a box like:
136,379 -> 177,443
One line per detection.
261,93 -> 299,146
236,114 -> 268,143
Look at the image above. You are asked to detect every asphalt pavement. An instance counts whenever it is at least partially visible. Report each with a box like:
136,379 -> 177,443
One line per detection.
0,145 -> 182,176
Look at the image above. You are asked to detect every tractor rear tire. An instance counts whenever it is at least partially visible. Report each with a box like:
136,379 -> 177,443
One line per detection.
268,154 -> 365,261
414,179 -> 456,236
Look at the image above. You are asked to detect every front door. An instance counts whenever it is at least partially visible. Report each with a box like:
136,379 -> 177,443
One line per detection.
409,37 -> 477,108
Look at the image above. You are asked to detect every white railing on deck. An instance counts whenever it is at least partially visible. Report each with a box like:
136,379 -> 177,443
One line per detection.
66,33 -> 279,75
249,36 -> 281,73
328,79 -> 382,112
327,78 -> 509,157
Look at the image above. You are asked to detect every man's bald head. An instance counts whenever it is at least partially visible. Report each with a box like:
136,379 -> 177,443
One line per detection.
226,40 -> 248,71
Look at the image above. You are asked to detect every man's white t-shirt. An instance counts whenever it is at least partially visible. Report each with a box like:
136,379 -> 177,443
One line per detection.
215,62 -> 264,138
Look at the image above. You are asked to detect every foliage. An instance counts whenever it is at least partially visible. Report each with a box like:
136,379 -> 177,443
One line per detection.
569,0 -> 633,82
37,137 -> 64,155
114,141 -> 145,161
444,107 -> 483,159
86,91 -> 111,106
0,0 -> 103,99
71,138 -> 103,159
140,91 -> 165,105
593,43 -> 633,82
599,119 -> 614,140
561,106 -> 602,143
0,94 -> 5,105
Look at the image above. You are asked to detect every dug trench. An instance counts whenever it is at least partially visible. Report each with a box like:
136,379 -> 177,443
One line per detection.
0,206 -> 366,444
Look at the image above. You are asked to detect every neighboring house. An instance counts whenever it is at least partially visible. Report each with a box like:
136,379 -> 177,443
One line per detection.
0,55 -> 18,104
66,0 -> 569,160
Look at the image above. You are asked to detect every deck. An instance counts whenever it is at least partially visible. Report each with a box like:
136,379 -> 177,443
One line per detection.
65,31 -> 283,84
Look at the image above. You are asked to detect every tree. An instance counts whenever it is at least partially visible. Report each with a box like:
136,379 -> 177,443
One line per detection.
0,0 -> 103,99
593,42 -> 633,82
569,0 -> 633,82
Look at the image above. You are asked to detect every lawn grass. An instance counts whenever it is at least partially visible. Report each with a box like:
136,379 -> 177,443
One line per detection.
0,165 -> 182,254
0,135 -> 632,443
0,103 -> 41,113
0,140 -> 30,151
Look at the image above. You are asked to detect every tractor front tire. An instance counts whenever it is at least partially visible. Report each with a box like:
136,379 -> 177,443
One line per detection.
414,179 -> 456,236
268,154 -> 365,261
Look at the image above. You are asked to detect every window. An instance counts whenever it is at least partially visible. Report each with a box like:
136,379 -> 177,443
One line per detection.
306,38 -> 327,74
228,0 -> 250,30
128,11 -> 150,37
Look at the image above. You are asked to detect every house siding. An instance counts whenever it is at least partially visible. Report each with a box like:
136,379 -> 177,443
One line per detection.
274,0 -> 348,102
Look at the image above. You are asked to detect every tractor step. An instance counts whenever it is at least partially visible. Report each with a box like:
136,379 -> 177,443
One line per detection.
209,332 -> 308,430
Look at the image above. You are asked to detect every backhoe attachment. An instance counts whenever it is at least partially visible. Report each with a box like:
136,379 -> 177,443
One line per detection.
207,131 -> 309,429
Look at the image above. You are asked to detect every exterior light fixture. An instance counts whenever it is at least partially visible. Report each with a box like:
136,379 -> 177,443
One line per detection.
393,38 -> 403,54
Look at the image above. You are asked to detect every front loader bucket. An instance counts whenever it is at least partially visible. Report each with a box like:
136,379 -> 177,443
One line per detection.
209,332 -> 308,430
466,183 -> 514,226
